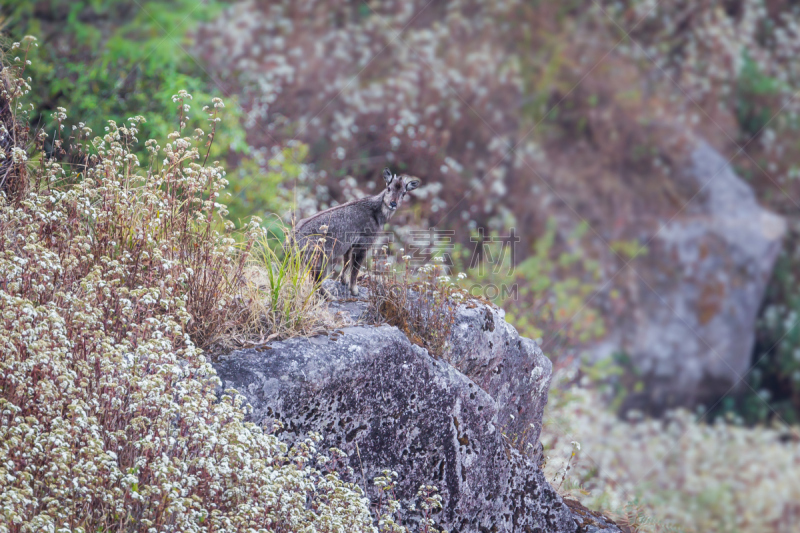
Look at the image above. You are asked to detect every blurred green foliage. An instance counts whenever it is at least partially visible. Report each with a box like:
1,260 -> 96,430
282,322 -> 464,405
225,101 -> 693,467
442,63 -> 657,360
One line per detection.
736,51 -> 784,139
225,144 -> 309,237
3,0 -> 243,155
510,220 -> 606,349
726,244 -> 800,425
1,0 -> 297,225
452,219 -> 609,359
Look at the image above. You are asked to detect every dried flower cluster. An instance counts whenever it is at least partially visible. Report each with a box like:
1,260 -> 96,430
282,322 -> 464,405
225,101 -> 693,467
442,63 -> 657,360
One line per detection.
364,249 -> 459,358
0,37 -> 36,201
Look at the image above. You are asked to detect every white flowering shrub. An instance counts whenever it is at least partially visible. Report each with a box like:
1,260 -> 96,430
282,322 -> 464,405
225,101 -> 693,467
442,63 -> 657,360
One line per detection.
543,368 -> 800,532
0,37 -> 35,202
0,63 -> 378,529
194,0 -> 533,232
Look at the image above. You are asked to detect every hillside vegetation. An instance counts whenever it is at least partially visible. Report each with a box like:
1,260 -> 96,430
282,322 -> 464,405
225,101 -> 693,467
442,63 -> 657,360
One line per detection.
4,2 -> 800,532
0,49 -> 375,530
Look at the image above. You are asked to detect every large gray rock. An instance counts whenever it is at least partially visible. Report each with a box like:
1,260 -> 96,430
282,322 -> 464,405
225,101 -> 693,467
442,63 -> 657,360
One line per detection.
325,281 -> 554,449
593,140 -> 786,413
214,298 -> 619,532
446,304 -> 552,456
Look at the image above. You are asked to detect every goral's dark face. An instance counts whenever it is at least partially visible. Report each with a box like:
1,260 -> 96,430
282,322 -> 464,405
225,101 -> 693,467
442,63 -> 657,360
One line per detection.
381,167 -> 420,212
384,175 -> 410,212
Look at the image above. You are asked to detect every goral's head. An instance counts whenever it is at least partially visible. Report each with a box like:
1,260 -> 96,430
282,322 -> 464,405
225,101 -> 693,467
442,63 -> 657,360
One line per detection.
382,167 -> 420,213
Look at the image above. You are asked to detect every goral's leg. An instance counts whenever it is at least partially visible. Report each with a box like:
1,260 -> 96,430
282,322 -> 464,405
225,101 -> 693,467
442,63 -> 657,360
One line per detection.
338,248 -> 351,285
349,247 -> 366,297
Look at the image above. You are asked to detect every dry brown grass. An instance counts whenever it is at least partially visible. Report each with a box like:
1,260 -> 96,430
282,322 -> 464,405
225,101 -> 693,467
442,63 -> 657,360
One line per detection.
364,252 -> 459,358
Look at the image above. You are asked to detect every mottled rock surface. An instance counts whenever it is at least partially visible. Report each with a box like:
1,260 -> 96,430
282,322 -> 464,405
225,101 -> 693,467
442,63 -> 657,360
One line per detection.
325,280 -> 553,449
592,140 -> 786,413
447,303 -> 552,455
214,295 -> 620,532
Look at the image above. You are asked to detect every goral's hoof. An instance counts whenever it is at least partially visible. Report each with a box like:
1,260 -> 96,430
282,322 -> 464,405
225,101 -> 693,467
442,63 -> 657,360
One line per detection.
349,286 -> 359,297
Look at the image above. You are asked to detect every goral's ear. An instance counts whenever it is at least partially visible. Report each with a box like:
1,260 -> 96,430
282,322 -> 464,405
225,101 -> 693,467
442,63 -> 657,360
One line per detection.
383,167 -> 394,184
405,178 -> 421,191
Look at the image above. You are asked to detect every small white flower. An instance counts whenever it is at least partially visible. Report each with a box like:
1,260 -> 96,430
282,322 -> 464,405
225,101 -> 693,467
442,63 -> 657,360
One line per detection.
11,147 -> 27,163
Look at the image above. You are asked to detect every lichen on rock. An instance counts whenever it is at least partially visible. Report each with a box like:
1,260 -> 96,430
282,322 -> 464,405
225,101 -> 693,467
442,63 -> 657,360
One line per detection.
214,291 -> 622,532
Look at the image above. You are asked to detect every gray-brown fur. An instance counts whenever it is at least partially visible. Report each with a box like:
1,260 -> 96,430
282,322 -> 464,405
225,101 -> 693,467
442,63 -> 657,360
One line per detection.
295,167 -> 420,296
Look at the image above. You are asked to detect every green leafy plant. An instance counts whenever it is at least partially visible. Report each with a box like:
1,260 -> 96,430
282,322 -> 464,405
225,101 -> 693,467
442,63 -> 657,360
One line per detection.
226,223 -> 339,348
224,142 -> 310,229
3,0 -> 244,158
733,236 -> 800,425
736,51 -> 784,139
